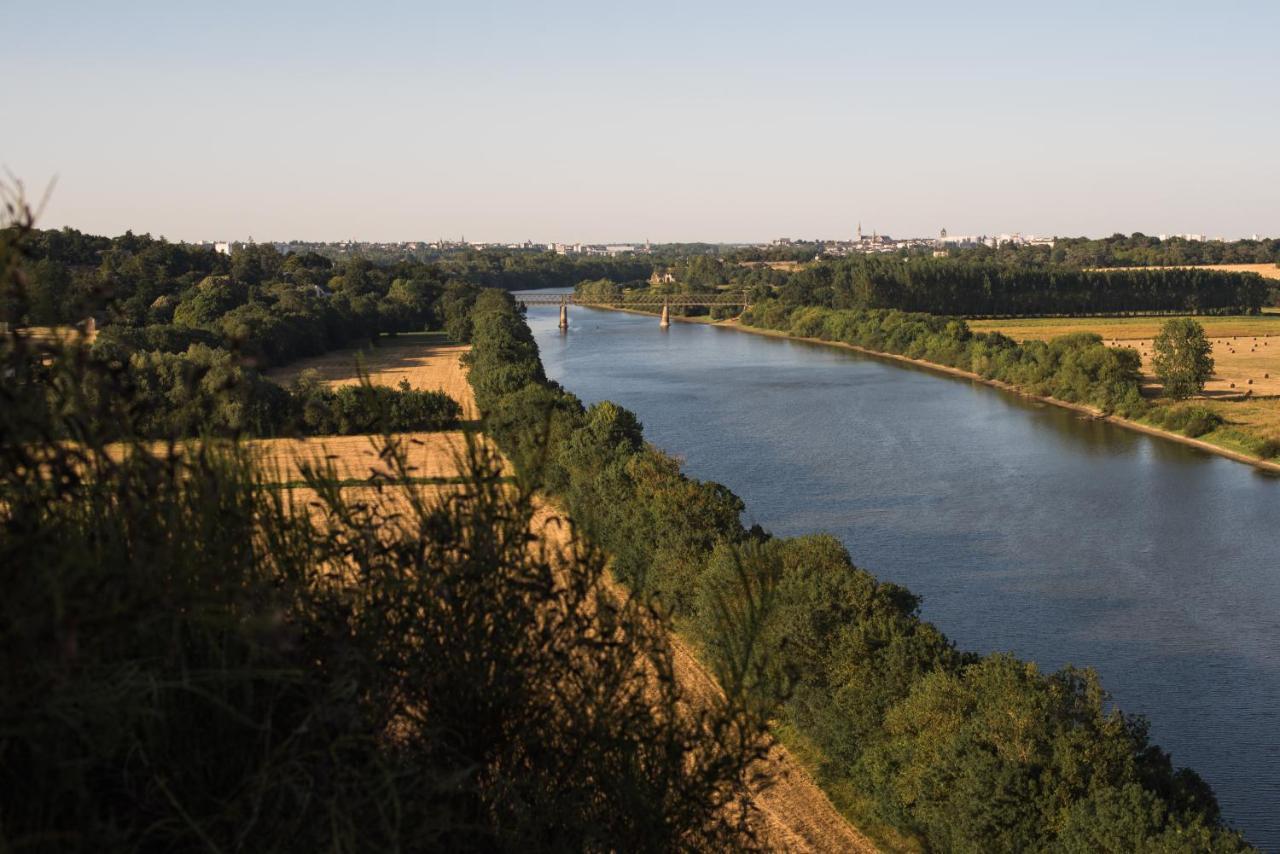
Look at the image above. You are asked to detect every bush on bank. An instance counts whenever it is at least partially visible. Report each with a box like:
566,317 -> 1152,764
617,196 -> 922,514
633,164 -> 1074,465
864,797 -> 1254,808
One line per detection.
465,289 -> 1255,852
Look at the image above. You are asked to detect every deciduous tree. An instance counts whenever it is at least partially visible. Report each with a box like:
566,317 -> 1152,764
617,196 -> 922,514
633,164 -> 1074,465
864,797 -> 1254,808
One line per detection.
1153,318 -> 1215,400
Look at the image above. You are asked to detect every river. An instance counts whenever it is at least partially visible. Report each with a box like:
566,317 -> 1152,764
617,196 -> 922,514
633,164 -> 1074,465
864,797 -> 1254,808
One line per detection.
518,293 -> 1280,848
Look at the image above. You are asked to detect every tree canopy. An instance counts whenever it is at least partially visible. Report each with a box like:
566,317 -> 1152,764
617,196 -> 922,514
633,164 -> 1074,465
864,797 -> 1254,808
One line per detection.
1153,318 -> 1215,400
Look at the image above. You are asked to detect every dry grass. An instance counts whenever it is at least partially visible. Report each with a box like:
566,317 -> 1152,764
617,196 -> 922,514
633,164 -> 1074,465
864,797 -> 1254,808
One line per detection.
1198,398 -> 1280,445
663,628 -> 878,853
251,432 -> 502,483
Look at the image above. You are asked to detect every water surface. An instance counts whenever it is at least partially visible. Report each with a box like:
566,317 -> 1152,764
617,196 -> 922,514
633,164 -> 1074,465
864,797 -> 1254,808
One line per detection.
520,293 -> 1280,848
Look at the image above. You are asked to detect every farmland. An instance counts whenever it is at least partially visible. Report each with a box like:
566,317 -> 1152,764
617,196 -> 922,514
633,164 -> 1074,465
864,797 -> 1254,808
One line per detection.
970,313 -> 1280,456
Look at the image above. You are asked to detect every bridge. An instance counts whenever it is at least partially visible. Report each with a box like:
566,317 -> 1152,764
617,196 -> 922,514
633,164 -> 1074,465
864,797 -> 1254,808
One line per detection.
517,292 -> 752,329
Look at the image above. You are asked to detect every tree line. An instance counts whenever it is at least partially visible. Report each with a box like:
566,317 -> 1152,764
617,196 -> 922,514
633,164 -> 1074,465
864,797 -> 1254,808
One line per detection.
8,228 -> 465,362
777,256 -> 1268,316
951,233 -> 1280,269
464,289 -> 1255,851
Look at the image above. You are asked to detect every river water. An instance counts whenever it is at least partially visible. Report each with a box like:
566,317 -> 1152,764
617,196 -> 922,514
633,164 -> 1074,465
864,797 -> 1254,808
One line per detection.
519,293 -> 1280,848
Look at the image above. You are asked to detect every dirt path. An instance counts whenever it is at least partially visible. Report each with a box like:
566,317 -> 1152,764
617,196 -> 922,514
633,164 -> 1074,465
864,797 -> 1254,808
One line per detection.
276,334 -> 875,852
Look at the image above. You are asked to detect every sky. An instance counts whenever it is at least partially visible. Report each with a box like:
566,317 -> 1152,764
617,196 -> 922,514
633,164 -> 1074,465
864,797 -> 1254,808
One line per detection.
3,0 -> 1278,243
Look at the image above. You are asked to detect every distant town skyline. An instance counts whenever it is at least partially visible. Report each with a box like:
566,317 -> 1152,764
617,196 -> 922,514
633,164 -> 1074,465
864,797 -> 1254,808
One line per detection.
4,1 -> 1278,243
179,228 -> 1269,247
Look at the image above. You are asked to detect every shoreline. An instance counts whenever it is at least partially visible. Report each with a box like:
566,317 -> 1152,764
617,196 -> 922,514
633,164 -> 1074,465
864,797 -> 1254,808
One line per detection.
596,305 -> 1280,475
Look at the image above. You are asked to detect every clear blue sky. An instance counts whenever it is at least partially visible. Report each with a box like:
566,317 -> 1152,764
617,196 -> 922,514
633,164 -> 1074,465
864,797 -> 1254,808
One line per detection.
4,1 -> 1277,243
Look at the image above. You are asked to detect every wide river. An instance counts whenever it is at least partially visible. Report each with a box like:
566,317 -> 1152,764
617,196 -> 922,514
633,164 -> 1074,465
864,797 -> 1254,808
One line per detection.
519,293 -> 1280,848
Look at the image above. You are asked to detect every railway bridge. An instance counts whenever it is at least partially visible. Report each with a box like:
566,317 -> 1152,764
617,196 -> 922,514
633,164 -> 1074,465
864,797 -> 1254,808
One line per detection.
517,293 -> 752,330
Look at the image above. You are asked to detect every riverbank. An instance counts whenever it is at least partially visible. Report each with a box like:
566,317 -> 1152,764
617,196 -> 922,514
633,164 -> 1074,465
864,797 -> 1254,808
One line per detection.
609,306 -> 1280,474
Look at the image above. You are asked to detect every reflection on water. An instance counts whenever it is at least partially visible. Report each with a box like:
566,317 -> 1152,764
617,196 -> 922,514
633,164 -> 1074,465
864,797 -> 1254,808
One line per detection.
520,295 -> 1280,849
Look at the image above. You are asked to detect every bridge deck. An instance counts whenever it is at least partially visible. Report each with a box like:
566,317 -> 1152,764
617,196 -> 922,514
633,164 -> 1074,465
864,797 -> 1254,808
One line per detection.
518,294 -> 749,307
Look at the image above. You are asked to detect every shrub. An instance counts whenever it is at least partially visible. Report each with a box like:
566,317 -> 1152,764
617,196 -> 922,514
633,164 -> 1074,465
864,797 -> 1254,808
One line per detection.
289,372 -> 460,435
1254,437 -> 1280,459
1153,405 -> 1223,438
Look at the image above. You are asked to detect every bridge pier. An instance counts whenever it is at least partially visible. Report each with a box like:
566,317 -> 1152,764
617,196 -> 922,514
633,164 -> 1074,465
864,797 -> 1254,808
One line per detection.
659,301 -> 670,329
559,301 -> 568,331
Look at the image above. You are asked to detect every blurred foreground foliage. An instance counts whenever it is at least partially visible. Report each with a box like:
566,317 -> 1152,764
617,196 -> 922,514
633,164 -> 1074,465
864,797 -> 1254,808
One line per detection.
0,185 -> 773,851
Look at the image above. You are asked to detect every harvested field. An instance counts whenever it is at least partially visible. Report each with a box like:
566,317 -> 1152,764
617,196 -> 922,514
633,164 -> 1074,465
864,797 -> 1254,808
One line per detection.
968,313 -> 1280,458
250,432 -> 500,483
969,313 -> 1280,343
1113,262 -> 1280,280
268,332 -> 477,419
280,483 -> 466,531
255,331 -> 489,483
970,315 -> 1280,397
16,324 -> 98,344
1134,335 -> 1280,398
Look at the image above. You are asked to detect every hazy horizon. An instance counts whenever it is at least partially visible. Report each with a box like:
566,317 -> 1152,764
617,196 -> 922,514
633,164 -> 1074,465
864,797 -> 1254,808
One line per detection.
5,1 -> 1278,243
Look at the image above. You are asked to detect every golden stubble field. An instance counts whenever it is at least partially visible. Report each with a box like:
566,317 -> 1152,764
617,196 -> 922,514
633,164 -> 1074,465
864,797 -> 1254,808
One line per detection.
1119,262 -> 1280,280
256,332 -> 493,482
268,333 -> 477,419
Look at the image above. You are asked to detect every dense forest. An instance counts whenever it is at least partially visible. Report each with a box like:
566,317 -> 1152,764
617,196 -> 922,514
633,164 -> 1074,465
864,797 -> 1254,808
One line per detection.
432,250 -> 652,291
464,291 -> 1253,851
